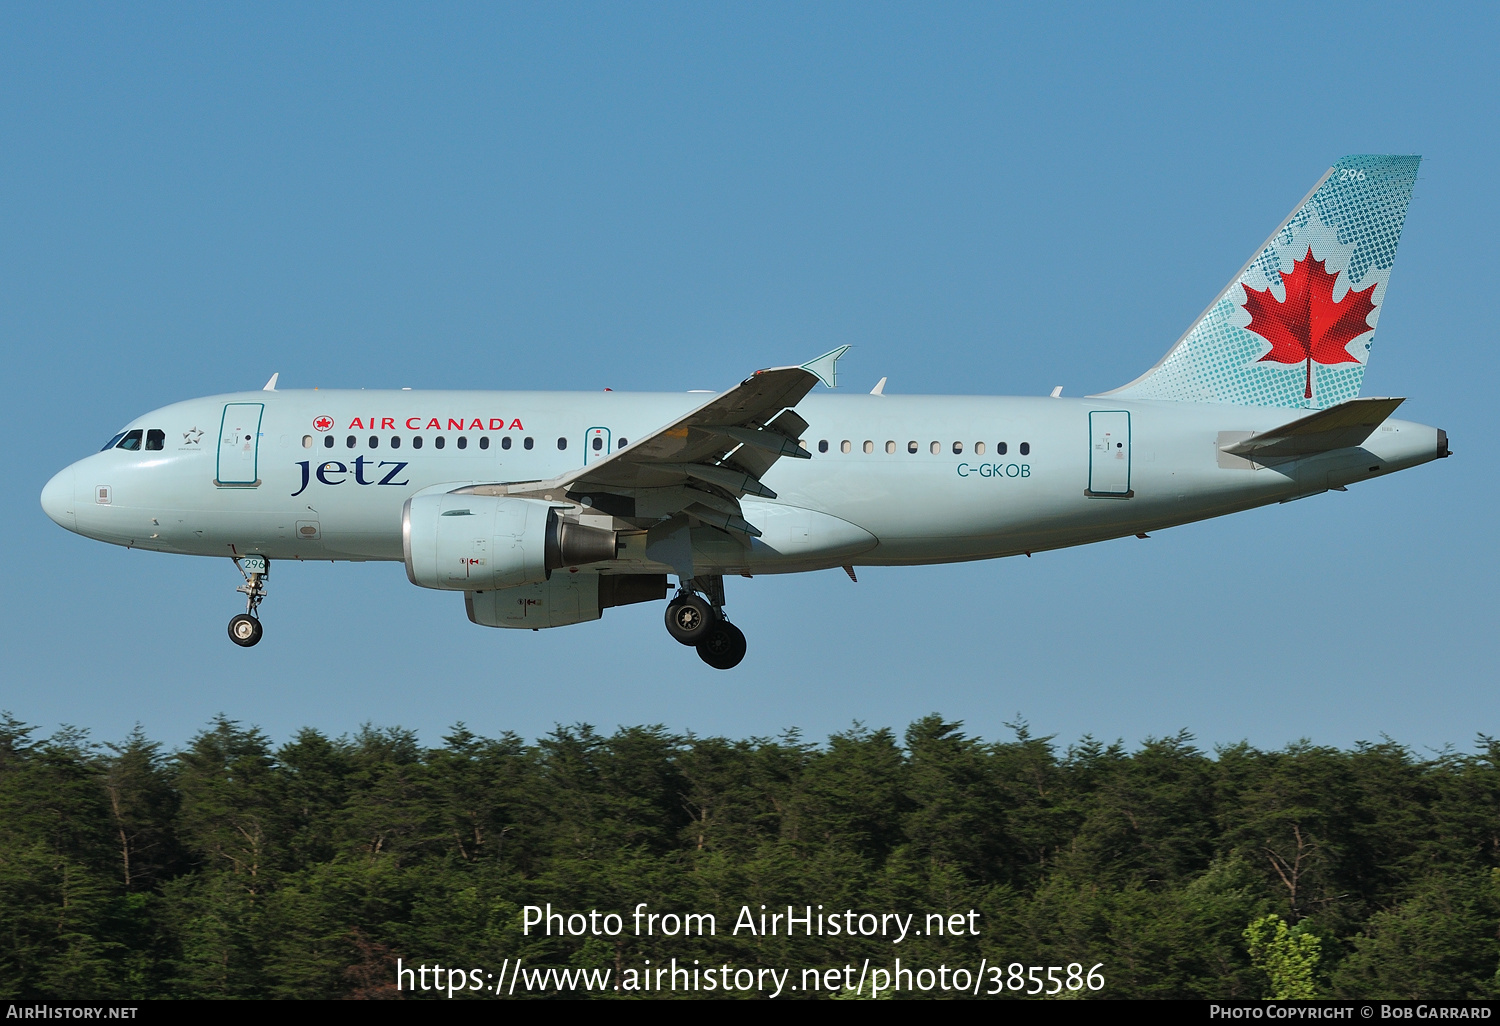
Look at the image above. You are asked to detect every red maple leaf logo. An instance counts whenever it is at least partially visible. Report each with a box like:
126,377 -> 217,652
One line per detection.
313,416 -> 334,432
1243,248 -> 1377,399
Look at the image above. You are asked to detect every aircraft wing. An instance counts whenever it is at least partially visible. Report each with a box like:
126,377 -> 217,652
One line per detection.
460,347 -> 848,537
1221,396 -> 1405,460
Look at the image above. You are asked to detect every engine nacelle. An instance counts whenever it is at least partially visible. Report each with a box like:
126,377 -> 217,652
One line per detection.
402,493 -> 618,591
467,573 -> 668,629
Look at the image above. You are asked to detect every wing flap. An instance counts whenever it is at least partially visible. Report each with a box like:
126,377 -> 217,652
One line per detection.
473,352 -> 846,537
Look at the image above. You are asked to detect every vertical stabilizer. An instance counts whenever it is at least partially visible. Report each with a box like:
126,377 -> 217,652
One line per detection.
1101,155 -> 1419,409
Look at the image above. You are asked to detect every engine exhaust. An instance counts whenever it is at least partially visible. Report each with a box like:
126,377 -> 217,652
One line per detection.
545,512 -> 618,570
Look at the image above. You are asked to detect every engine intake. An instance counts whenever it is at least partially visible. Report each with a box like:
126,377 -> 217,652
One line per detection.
403,493 -> 617,591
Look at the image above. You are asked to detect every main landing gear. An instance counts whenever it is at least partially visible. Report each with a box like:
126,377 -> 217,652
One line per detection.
228,556 -> 268,648
665,575 -> 746,670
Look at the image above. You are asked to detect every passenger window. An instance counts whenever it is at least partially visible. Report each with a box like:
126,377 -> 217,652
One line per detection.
412,435 -> 424,449
818,440 -> 829,453
479,436 -> 490,450
863,440 -> 873,454
557,437 -> 567,450
929,441 -> 940,454
101,432 -> 126,451
524,437 -> 534,450
146,429 -> 165,451
323,435 -> 335,449
346,435 -> 356,449
885,440 -> 896,454
975,441 -> 986,455
116,430 -> 143,451
302,435 -> 313,448
841,440 -> 851,454
457,436 -> 468,450
952,441 -> 963,454
391,435 -> 401,448
907,441 -> 918,454
1020,442 -> 1031,455
435,436 -> 446,449
997,442 -> 1008,455
592,436 -> 603,451
369,435 -> 379,448
501,436 -> 512,450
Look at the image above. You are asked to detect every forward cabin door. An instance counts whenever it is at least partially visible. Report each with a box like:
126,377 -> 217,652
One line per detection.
1087,410 -> 1132,498
217,403 -> 264,486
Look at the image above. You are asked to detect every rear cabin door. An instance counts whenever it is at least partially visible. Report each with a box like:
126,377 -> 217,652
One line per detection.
1087,410 -> 1132,497
217,403 -> 264,486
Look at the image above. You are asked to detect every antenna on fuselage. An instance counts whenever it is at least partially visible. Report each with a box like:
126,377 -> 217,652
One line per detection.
263,373 -> 279,391
870,377 -> 887,396
1050,386 -> 1063,398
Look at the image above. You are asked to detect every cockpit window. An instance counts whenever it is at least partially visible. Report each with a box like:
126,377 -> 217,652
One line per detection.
145,429 -> 165,451
101,433 -> 126,451
115,430 -> 143,451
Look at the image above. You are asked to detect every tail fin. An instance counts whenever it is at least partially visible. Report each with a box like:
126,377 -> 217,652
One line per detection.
1100,155 -> 1420,409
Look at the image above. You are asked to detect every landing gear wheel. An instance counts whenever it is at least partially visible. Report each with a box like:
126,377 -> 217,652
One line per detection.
697,620 -> 747,670
228,614 -> 263,648
664,593 -> 716,646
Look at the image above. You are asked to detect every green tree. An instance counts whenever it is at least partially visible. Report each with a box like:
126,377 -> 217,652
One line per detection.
1246,913 -> 1321,999
1330,871 -> 1500,999
101,726 -> 180,891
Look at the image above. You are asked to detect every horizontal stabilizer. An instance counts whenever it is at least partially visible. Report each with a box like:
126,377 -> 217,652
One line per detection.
1222,397 -> 1405,459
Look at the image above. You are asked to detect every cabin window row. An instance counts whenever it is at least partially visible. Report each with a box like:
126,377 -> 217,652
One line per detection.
814,439 -> 1031,456
299,434 -> 630,451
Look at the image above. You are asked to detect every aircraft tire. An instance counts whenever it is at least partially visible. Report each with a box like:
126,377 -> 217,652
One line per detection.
665,594 -> 715,646
697,621 -> 747,670
228,614 -> 263,648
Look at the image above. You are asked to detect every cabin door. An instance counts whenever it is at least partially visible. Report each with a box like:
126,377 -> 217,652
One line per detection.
1087,410 -> 1132,497
217,403 -> 264,486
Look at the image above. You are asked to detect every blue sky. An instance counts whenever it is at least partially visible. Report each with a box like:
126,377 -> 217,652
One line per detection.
3,3 -> 1496,754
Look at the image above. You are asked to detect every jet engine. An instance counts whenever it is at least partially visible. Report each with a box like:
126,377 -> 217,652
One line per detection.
402,493 -> 618,591
467,572 -> 667,629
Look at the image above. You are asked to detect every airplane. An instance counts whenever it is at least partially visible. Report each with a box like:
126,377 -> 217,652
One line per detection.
40,155 -> 1447,670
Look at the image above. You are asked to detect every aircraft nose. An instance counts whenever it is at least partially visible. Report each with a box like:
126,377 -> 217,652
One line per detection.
41,465 -> 77,532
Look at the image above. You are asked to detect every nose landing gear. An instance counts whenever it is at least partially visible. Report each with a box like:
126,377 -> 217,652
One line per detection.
228,613 -> 263,647
664,575 -> 746,669
228,556 -> 268,648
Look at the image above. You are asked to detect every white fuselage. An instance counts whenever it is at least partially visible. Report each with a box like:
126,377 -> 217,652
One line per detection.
41,388 -> 1444,578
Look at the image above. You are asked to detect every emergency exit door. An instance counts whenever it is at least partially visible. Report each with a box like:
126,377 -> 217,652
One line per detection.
217,403 -> 264,486
1087,410 -> 1132,497
583,426 -> 611,465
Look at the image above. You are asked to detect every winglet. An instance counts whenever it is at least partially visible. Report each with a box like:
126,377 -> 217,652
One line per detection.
801,346 -> 851,388
263,373 -> 279,392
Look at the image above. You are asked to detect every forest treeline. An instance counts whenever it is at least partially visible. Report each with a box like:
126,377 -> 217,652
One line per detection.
1,712 -> 1498,1000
